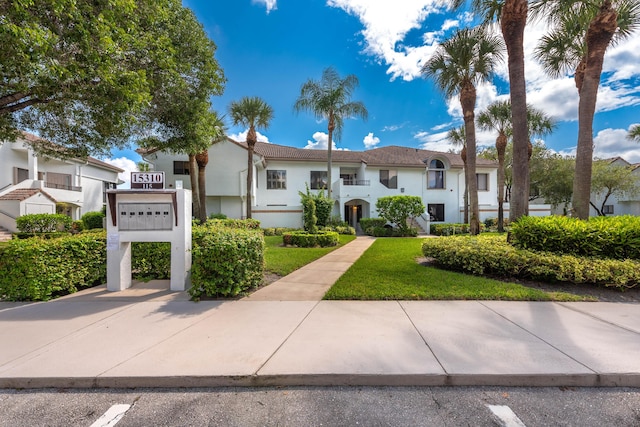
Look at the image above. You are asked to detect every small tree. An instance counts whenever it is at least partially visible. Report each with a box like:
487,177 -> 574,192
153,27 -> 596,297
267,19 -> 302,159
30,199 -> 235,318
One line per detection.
376,196 -> 425,236
299,185 -> 333,229
590,160 -> 640,216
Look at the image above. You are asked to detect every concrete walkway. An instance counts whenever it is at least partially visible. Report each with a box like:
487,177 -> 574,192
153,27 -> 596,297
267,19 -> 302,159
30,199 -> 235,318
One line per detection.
1,236 -> 639,389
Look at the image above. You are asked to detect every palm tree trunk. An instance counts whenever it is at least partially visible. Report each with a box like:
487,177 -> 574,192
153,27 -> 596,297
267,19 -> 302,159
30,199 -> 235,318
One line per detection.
246,126 -> 257,219
461,82 -> 480,235
189,154 -> 201,221
497,132 -> 507,232
327,114 -> 334,199
572,1 -> 617,219
501,0 -> 528,222
460,146 -> 469,224
195,151 -> 209,222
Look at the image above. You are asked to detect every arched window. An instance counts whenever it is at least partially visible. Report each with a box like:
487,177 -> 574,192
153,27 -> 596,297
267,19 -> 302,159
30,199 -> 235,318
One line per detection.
428,159 -> 445,189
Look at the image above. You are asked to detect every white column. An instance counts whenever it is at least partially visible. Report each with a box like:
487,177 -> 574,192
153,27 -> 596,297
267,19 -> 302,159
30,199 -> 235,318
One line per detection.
27,149 -> 38,180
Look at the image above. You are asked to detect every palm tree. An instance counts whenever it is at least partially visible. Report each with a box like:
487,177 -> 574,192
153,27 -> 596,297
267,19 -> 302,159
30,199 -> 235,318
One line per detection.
422,27 -> 504,235
451,0 -> 530,222
477,100 -> 511,232
532,0 -> 640,218
293,67 -> 368,198
628,124 -> 640,141
194,112 -> 226,222
229,97 -> 274,219
447,126 -> 469,224
479,101 -> 556,228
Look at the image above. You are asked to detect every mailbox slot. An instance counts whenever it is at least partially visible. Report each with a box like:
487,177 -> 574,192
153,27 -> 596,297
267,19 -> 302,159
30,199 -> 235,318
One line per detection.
117,203 -> 173,231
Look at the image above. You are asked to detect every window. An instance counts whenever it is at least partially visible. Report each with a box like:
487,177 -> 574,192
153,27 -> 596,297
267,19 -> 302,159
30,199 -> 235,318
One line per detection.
476,173 -> 489,191
379,170 -> 398,189
428,159 -> 445,189
428,204 -> 445,222
603,205 -> 614,215
173,161 -> 190,175
310,171 -> 328,190
103,181 -> 116,203
267,170 -> 286,189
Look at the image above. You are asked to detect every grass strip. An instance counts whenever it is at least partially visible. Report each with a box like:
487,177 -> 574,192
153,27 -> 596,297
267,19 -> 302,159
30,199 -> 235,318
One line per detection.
324,237 -> 591,301
264,234 -> 356,276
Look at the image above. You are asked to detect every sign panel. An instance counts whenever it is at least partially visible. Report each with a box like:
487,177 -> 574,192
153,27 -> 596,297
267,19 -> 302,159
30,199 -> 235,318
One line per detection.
130,172 -> 165,189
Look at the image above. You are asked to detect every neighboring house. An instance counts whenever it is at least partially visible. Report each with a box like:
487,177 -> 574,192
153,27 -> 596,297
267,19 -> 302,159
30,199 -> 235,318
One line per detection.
0,132 -> 123,232
589,157 -> 640,217
141,138 -> 550,230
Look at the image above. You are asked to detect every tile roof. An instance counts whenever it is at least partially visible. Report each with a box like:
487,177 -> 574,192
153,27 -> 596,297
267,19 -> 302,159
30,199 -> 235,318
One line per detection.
0,188 -> 57,203
229,139 -> 497,169
18,131 -> 124,173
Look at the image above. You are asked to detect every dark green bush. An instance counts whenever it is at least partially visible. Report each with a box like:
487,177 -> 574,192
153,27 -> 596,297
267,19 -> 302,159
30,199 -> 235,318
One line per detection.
81,211 -> 105,230
208,213 -> 227,219
359,218 -> 387,235
13,232 -> 71,239
422,234 -> 640,289
132,242 -> 171,280
0,232 -> 107,301
189,222 -> 264,299
321,225 -> 356,235
282,230 -> 339,247
72,220 -> 84,233
204,218 -> 261,229
16,213 -> 72,233
263,227 -> 298,236
430,223 -> 469,235
510,215 -> 640,260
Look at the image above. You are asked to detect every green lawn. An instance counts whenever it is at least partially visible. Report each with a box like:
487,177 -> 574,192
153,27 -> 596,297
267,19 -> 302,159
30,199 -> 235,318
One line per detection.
264,234 -> 356,276
323,237 -> 591,301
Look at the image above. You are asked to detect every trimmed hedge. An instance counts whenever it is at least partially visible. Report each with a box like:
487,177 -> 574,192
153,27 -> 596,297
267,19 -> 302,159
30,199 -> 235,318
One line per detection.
430,223 -> 486,236
0,233 -> 107,301
282,230 -> 339,247
510,215 -> 640,260
132,242 -> 171,280
189,222 -> 265,299
81,211 -> 105,230
422,234 -> 640,289
204,218 -> 261,230
16,213 -> 72,233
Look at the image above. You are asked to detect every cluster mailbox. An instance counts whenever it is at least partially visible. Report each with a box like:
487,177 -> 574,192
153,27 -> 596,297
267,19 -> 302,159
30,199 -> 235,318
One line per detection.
118,203 -> 173,231
106,189 -> 191,292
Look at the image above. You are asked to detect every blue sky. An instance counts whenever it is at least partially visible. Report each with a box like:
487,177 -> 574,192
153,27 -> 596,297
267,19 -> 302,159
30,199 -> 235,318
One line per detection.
107,0 -> 640,178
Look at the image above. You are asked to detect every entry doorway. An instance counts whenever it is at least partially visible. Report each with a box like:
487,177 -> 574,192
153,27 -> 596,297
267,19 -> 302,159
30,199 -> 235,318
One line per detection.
344,204 -> 362,228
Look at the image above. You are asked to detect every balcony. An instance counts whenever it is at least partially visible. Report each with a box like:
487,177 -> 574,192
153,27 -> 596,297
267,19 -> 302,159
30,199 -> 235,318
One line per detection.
335,178 -> 371,199
45,182 -> 82,192
342,179 -> 370,186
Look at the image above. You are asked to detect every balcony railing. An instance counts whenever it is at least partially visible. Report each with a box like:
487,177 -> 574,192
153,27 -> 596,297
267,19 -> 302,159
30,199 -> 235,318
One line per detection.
342,179 -> 370,186
45,182 -> 82,192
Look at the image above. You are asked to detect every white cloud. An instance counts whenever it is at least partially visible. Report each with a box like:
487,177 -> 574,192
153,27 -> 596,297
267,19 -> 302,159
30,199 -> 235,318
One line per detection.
252,0 -> 277,14
327,0 -> 450,81
363,132 -> 380,148
414,129 -> 455,152
304,131 -> 350,150
229,129 -> 271,143
103,157 -> 139,189
593,126 -> 640,163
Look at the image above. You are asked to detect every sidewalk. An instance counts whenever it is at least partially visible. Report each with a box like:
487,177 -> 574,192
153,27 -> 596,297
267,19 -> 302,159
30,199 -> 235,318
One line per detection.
1,236 -> 639,389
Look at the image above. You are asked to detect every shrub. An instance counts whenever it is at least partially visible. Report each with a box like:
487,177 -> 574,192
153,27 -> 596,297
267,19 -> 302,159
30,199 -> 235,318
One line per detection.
132,242 -> 171,281
376,195 -> 425,235
299,185 -> 333,228
422,234 -> 640,289
208,213 -> 227,219
81,211 -> 105,230
189,222 -> 265,299
359,218 -> 387,235
430,223 -> 470,236
204,218 -> 261,229
510,215 -> 640,260
72,220 -> 84,233
282,230 -> 339,247
263,227 -> 298,236
16,213 -> 72,233
0,232 -> 107,301
322,225 -> 356,235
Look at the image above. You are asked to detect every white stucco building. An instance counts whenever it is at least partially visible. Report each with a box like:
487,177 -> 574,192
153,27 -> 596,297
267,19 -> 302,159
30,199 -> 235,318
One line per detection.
0,132 -> 123,233
141,138 -> 550,230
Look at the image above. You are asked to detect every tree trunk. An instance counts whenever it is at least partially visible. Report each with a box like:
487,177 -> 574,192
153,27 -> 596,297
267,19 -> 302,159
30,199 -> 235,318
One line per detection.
501,0 -> 528,223
246,126 -> 257,219
572,1 -> 617,219
327,113 -> 334,199
195,150 -> 209,222
460,145 -> 469,224
460,82 -> 479,235
496,132 -> 507,232
189,153 -> 201,221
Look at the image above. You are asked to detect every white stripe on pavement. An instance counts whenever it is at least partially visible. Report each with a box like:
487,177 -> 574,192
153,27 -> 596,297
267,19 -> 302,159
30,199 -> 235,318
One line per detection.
487,405 -> 527,427
89,404 -> 131,427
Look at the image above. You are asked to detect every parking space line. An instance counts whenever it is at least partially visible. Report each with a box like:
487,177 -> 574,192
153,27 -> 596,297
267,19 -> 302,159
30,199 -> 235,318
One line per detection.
89,404 -> 131,427
487,404 -> 527,427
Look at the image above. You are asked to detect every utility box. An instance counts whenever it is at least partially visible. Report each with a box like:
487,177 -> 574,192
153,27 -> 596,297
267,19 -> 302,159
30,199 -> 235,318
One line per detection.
105,189 -> 191,292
